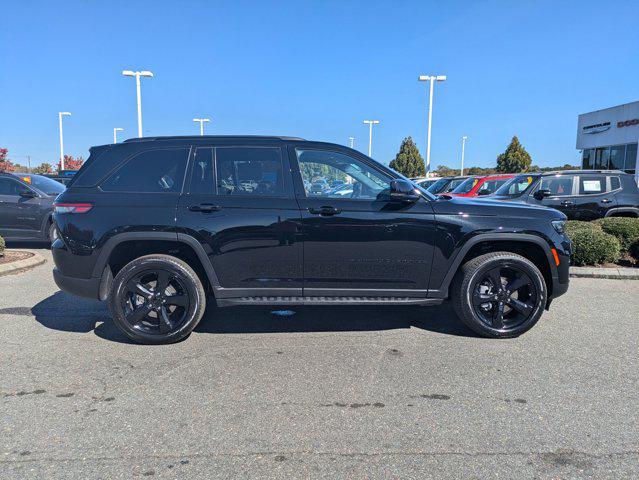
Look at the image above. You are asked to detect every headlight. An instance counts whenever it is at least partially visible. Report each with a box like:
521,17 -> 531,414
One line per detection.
551,220 -> 566,234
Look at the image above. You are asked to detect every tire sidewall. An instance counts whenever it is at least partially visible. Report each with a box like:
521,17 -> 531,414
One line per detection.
108,256 -> 205,344
460,255 -> 546,338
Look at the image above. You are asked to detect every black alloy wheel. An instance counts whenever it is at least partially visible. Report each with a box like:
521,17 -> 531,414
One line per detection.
452,252 -> 546,338
108,255 -> 206,344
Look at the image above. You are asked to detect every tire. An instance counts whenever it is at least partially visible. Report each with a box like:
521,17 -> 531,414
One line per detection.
451,252 -> 547,338
108,254 -> 206,345
48,222 -> 58,244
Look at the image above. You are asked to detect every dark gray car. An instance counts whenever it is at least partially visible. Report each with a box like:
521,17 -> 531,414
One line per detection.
0,173 -> 65,241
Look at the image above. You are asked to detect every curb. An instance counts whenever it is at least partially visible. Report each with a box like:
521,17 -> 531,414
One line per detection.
0,251 -> 47,277
570,266 -> 639,280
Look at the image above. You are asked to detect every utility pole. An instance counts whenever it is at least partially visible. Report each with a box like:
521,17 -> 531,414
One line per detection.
193,118 -> 211,136
418,75 -> 446,174
362,120 -> 380,157
461,136 -> 468,176
122,70 -> 154,137
58,111 -> 71,170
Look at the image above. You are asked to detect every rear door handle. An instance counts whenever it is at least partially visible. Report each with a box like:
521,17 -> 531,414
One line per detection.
561,200 -> 574,206
601,198 -> 612,204
308,206 -> 342,216
189,204 -> 222,213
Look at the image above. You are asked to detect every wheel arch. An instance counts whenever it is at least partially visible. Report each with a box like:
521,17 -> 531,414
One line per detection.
92,232 -> 220,300
604,207 -> 639,218
431,233 -> 557,300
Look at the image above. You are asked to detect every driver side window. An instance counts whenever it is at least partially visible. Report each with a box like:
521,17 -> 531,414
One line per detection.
295,149 -> 390,200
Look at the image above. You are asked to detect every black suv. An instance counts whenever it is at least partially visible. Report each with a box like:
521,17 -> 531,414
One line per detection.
52,136 -> 571,344
491,170 -> 639,220
0,172 -> 65,242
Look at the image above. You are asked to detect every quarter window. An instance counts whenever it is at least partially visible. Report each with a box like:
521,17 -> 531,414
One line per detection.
610,176 -> 621,191
296,149 -> 390,200
539,176 -> 574,196
101,148 -> 189,193
578,176 -> 606,195
190,148 -> 215,194
0,178 -> 28,196
215,147 -> 284,196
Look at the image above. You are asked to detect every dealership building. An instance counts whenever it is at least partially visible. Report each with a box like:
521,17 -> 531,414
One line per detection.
576,100 -> 638,179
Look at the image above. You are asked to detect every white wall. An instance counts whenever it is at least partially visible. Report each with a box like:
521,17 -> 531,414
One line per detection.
576,101 -> 639,150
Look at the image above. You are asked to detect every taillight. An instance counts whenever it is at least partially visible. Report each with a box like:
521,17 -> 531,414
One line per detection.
53,202 -> 93,214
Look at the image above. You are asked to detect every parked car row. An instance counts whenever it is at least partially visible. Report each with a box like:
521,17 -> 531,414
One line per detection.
412,170 -> 639,220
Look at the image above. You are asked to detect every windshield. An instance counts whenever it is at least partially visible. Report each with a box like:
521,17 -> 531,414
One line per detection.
493,174 -> 538,197
426,178 -> 450,193
15,174 -> 66,195
451,177 -> 479,194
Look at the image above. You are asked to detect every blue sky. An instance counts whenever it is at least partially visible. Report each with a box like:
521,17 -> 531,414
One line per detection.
1,0 -> 638,169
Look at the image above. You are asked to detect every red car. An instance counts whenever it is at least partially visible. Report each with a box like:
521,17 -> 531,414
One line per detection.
444,174 -> 515,197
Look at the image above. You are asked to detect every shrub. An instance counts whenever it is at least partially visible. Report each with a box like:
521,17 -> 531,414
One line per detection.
0,235 -> 4,257
594,217 -> 639,254
564,220 -> 600,238
570,228 -> 621,266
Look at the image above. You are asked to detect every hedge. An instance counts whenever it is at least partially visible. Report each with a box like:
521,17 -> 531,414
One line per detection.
564,220 -> 600,238
594,217 -> 639,254
0,235 -> 4,257
569,228 -> 621,266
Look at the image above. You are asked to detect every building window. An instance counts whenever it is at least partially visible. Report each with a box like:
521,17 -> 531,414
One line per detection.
582,149 -> 595,169
609,145 -> 626,170
625,143 -> 637,174
594,147 -> 610,169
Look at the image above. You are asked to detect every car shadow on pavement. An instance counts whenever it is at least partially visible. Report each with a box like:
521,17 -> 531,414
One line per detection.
31,292 -> 477,344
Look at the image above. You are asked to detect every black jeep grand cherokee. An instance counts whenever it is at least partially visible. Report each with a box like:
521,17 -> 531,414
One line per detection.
52,136 -> 571,344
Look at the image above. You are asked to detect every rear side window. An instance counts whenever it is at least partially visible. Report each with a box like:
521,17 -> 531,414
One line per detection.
215,147 -> 284,196
539,176 -> 574,196
101,148 -> 189,193
578,176 -> 606,195
610,176 -> 621,191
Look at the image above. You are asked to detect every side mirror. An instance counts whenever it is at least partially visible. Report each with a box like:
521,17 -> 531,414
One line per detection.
477,188 -> 492,196
389,179 -> 420,203
533,189 -> 551,200
19,190 -> 38,199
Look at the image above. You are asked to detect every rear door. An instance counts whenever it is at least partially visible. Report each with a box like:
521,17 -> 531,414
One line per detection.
573,175 -> 616,220
177,144 -> 303,299
290,145 -> 436,297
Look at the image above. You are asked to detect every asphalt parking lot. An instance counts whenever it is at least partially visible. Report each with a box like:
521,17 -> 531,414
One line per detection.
0,248 -> 638,479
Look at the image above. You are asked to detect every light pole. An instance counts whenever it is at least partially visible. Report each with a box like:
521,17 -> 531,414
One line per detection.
113,127 -> 124,144
348,137 -> 355,148
193,118 -> 211,136
363,120 -> 380,157
122,70 -> 154,137
418,75 -> 446,175
58,112 -> 71,170
460,136 -> 468,176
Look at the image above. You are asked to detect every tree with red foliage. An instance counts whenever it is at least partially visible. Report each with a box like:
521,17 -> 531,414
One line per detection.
0,148 -> 16,172
58,155 -> 84,171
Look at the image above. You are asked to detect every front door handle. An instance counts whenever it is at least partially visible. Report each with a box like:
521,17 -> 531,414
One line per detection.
308,206 -> 342,216
561,200 -> 574,206
601,198 -> 612,204
189,204 -> 222,213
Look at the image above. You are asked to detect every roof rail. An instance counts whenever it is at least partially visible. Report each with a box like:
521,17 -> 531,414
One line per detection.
122,135 -> 306,143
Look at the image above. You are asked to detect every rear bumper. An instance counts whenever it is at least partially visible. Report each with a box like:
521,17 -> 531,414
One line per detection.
53,268 -> 101,300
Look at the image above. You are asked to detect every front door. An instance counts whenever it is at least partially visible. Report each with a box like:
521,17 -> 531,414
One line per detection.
290,146 -> 435,297
530,174 -> 577,218
177,145 -> 303,299
0,177 -> 42,238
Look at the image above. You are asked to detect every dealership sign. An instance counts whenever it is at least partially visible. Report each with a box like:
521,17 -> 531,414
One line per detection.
582,121 -> 611,134
617,118 -> 639,128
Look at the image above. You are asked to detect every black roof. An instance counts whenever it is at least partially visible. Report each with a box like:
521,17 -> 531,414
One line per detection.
123,135 -> 305,143
538,169 -> 630,176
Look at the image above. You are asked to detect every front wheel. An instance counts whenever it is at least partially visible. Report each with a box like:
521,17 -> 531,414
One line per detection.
108,254 -> 206,344
451,252 -> 547,338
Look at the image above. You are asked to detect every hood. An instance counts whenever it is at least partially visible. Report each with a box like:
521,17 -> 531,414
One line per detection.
430,195 -> 566,220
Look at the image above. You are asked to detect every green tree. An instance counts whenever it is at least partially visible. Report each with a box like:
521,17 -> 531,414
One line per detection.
389,137 -> 425,177
496,136 -> 532,173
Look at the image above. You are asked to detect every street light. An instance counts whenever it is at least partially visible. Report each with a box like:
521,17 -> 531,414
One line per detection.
461,136 -> 468,176
58,112 -> 71,170
113,127 -> 124,144
193,118 -> 211,136
363,120 -> 380,157
122,70 -> 154,137
348,137 -> 355,148
418,74 -> 446,175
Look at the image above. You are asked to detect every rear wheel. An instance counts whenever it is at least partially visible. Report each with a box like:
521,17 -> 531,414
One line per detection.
108,254 -> 206,344
48,222 -> 58,244
451,252 -> 546,338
